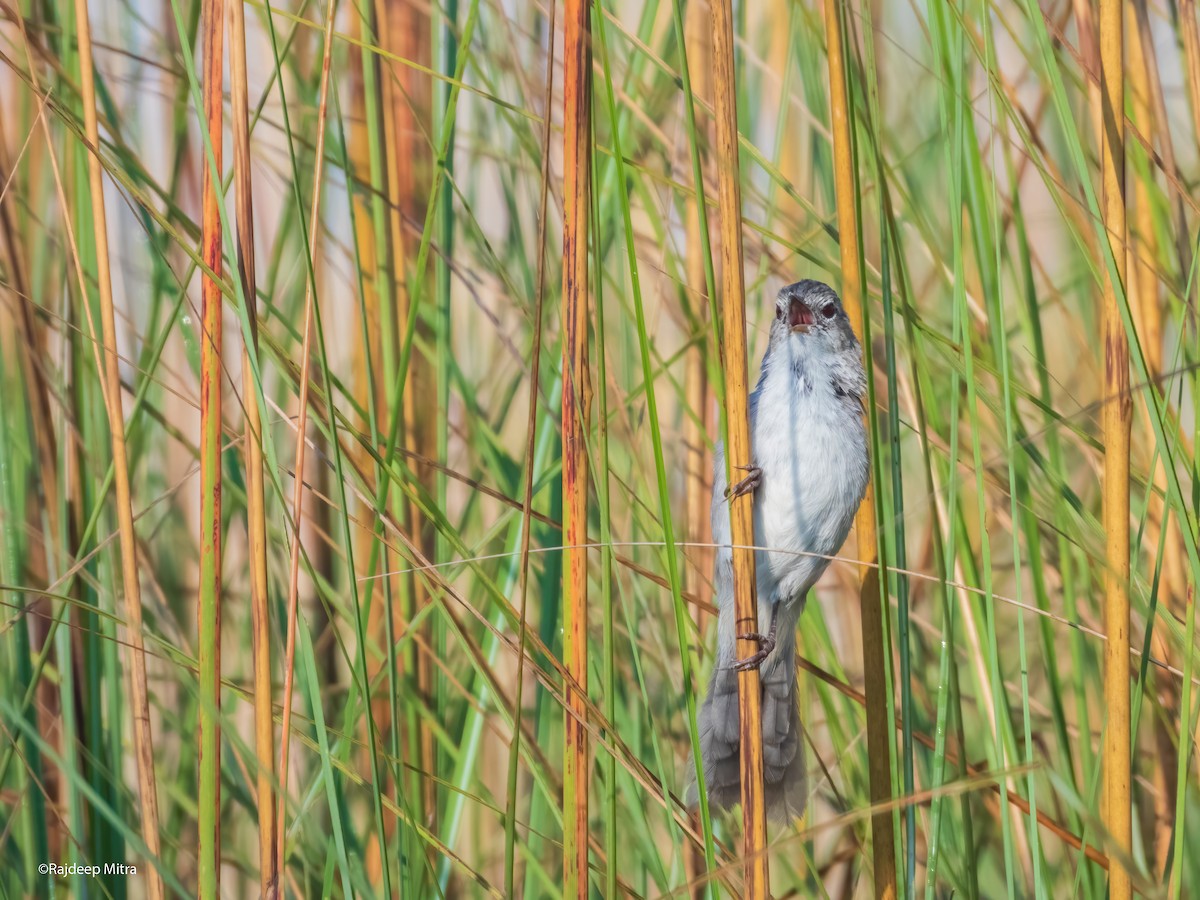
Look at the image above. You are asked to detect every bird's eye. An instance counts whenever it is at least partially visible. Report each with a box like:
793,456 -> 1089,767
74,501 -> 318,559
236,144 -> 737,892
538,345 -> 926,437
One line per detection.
776,306 -> 785,321
821,303 -> 837,319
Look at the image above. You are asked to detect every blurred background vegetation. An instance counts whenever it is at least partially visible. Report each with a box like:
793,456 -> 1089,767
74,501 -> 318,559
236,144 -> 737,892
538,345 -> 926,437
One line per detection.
0,0 -> 1198,896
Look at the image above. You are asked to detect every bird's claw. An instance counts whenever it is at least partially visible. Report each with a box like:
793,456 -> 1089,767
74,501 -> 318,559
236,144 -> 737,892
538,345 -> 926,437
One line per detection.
732,631 -> 776,671
724,464 -> 762,501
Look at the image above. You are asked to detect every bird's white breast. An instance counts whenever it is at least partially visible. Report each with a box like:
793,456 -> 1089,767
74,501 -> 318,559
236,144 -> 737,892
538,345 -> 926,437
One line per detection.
748,343 -> 869,610
710,336 -> 869,638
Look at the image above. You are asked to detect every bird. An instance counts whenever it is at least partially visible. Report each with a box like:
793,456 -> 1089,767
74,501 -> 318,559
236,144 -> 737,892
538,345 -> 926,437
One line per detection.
696,279 -> 870,822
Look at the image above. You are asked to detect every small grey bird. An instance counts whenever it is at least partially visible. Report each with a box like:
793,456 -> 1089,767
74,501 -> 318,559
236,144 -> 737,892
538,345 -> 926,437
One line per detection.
697,279 -> 870,822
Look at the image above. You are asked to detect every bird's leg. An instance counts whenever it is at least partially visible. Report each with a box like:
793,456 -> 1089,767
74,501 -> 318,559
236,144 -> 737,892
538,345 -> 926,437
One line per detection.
724,463 -> 762,501
733,602 -> 780,671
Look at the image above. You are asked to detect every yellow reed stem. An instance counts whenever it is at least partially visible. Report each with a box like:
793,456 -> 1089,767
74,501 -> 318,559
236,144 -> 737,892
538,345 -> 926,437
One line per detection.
227,0 -> 275,893
71,5 -> 164,898
823,1 -> 897,896
1099,0 -> 1131,896
1125,5 -> 1176,875
710,0 -> 769,894
1179,0 -> 1200,145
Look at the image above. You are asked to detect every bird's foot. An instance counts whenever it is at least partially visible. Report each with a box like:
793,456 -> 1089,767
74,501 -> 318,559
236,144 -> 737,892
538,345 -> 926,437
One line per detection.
732,630 -> 777,671
724,464 -> 762,501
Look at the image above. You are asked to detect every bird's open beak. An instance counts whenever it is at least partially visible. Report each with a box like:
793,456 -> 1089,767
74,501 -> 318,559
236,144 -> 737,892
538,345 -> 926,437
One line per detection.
788,298 -> 814,334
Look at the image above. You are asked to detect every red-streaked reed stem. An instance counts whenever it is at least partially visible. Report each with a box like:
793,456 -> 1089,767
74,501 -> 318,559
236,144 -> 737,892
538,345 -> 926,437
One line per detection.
198,0 -> 225,893
562,0 -> 593,895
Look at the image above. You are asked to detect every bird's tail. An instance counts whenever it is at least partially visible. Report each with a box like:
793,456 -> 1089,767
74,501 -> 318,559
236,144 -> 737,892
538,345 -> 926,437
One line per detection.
694,615 -> 806,822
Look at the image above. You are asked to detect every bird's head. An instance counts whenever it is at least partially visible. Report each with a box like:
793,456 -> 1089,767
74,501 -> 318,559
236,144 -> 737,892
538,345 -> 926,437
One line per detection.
769,280 -> 858,356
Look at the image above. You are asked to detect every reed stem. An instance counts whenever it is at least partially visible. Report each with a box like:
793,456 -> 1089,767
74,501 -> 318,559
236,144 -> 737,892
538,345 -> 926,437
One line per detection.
823,0 -> 897,895
227,0 -> 275,893
562,1 -> 593,896
72,5 -> 164,898
197,0 -> 225,892
710,0 -> 768,894
1099,0 -> 1131,895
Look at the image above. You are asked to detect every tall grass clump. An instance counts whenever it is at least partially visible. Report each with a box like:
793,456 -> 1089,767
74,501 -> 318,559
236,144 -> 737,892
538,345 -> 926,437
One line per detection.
1,0 -> 1199,897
